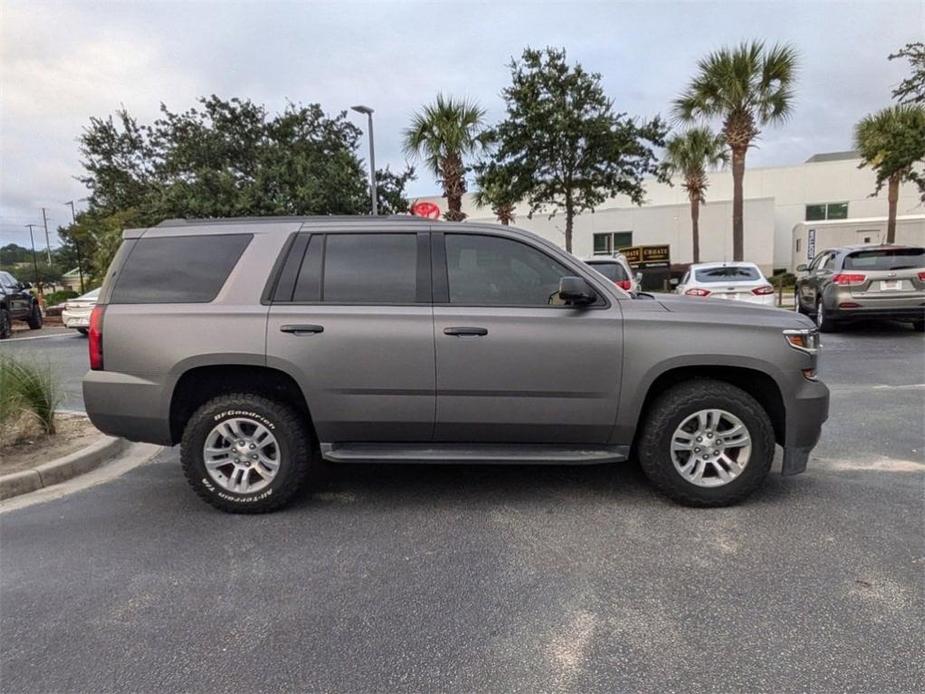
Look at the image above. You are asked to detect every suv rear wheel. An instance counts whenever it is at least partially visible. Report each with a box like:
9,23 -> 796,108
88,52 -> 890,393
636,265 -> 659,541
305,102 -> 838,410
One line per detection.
0,308 -> 10,339
180,393 -> 313,513
638,379 -> 775,507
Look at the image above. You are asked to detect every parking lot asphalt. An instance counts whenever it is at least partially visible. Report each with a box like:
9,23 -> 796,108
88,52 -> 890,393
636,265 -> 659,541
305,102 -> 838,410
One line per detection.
1,321 -> 923,693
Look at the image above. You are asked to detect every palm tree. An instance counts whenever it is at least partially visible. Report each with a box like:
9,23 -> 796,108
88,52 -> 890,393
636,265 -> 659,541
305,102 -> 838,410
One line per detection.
855,104 -> 925,243
674,41 -> 797,260
474,161 -> 521,225
662,128 -> 727,263
403,95 -> 486,221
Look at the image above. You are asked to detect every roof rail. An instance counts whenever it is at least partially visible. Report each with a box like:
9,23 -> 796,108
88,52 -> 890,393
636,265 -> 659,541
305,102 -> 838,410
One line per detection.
155,214 -> 430,228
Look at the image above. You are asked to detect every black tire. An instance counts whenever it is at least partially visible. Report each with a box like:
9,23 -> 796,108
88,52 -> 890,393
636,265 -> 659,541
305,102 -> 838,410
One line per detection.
26,303 -> 42,330
637,379 -> 775,507
180,393 -> 314,513
0,308 -> 10,339
77,328 -> 88,336
816,299 -> 839,333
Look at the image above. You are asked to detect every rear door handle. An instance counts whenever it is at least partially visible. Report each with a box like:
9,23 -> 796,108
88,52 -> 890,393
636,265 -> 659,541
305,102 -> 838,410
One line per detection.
443,326 -> 488,336
280,324 -> 324,335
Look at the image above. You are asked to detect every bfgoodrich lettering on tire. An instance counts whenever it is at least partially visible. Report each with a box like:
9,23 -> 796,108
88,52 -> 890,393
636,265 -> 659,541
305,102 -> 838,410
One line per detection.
180,393 -> 312,513
638,379 -> 775,507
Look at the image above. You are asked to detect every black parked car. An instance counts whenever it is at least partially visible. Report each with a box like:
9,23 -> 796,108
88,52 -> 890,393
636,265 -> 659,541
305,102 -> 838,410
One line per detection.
0,271 -> 43,338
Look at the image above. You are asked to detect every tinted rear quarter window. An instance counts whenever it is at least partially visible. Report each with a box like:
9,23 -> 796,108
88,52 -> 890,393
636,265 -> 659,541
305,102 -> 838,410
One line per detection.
843,248 -> 925,271
587,262 -> 628,282
110,234 -> 251,304
695,266 -> 761,283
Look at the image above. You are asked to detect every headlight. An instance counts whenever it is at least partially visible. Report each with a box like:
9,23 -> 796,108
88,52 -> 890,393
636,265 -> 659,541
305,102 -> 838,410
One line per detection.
783,328 -> 820,354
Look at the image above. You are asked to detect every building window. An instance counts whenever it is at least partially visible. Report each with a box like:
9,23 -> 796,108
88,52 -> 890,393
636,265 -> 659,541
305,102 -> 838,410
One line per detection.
593,232 -> 633,255
593,233 -> 612,255
805,202 -> 848,221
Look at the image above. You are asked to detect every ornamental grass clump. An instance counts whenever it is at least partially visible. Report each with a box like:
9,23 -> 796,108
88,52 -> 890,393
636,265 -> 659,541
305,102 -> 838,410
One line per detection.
0,356 -> 61,445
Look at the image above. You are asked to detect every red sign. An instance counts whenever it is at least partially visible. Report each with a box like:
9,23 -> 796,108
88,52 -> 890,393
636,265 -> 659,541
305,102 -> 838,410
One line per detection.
411,201 -> 441,219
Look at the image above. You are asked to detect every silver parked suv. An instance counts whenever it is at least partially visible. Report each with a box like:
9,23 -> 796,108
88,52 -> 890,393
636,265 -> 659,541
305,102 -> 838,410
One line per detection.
84,216 -> 829,513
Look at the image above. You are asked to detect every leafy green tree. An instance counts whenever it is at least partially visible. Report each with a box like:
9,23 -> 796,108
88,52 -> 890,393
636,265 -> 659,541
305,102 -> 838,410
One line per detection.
890,42 -> 925,104
855,104 -> 925,243
374,165 -> 416,215
489,47 -> 667,252
403,95 -> 486,221
75,96 -> 415,279
675,41 -> 797,261
661,128 -> 728,263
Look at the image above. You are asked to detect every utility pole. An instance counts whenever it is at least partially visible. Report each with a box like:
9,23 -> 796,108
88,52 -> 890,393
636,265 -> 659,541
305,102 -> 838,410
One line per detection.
40,207 -> 52,263
65,200 -> 86,293
25,224 -> 41,287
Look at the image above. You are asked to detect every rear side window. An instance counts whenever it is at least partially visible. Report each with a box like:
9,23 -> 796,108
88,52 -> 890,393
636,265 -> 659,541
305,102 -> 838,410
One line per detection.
323,234 -> 417,303
110,234 -> 251,304
843,248 -> 925,271
695,266 -> 761,283
588,262 -> 628,282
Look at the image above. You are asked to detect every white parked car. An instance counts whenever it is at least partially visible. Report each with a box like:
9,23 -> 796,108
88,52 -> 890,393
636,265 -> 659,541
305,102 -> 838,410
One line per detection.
62,287 -> 100,334
583,253 -> 639,293
676,262 -> 776,306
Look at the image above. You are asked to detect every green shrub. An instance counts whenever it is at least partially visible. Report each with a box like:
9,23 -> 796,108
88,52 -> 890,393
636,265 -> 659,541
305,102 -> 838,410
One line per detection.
45,289 -> 79,307
0,356 -> 61,435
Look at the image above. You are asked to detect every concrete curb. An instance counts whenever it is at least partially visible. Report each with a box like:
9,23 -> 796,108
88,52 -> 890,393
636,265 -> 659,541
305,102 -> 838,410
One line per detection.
0,435 -> 127,500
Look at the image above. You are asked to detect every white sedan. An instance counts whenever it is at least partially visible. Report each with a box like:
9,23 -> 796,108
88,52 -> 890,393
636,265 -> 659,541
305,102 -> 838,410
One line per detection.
675,262 -> 777,307
61,287 -> 100,334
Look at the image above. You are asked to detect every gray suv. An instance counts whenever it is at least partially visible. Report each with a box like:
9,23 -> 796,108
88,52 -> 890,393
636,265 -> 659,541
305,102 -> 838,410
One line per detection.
84,217 -> 829,513
795,245 -> 925,332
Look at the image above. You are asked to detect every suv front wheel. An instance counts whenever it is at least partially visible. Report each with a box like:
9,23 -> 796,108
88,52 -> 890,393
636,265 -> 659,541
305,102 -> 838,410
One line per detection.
638,379 -> 775,507
180,393 -> 313,513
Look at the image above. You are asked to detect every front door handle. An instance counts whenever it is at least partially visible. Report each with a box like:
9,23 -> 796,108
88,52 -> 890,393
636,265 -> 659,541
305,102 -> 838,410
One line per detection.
443,326 -> 488,337
280,324 -> 324,335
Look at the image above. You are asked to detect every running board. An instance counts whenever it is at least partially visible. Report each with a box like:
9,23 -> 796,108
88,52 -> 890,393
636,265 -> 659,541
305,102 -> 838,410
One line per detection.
320,443 -> 629,465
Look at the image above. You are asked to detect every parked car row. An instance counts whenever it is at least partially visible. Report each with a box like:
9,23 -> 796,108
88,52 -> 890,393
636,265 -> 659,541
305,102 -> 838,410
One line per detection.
584,244 -> 925,333
0,271 -> 43,339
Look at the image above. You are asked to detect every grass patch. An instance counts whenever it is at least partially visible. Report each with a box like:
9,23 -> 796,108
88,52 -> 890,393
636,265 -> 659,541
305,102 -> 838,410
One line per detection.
0,356 -> 62,441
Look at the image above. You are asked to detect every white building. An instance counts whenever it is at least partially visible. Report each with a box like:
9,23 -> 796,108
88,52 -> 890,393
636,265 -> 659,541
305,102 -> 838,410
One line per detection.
416,151 -> 924,272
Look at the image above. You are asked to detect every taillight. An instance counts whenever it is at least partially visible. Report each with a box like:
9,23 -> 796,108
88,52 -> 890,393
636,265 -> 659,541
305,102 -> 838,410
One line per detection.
615,279 -> 632,291
831,273 -> 866,286
752,285 -> 775,295
685,288 -> 711,297
88,305 -> 105,370
917,271 -> 925,281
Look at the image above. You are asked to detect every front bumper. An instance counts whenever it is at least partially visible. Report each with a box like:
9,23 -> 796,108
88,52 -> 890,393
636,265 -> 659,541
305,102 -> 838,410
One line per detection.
781,378 -> 830,475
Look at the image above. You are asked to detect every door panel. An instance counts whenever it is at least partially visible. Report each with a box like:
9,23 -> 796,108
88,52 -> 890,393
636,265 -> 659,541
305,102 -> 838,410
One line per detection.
433,306 -> 622,443
267,305 -> 435,443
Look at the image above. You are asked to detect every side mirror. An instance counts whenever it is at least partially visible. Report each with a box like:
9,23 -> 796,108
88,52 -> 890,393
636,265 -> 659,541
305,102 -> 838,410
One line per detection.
20,281 -> 32,290
795,264 -> 808,273
558,276 -> 597,305
669,278 -> 679,287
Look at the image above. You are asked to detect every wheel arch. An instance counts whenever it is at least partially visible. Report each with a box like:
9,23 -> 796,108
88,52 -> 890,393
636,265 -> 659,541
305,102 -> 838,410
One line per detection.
630,364 -> 786,449
168,364 -> 316,446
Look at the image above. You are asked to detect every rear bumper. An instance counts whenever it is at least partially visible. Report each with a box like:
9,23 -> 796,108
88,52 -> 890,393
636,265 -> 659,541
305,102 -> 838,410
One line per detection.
781,378 -> 829,475
83,370 -> 172,445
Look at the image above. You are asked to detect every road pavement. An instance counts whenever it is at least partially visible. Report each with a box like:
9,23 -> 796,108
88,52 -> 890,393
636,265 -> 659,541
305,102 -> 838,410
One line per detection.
1,321 -> 923,693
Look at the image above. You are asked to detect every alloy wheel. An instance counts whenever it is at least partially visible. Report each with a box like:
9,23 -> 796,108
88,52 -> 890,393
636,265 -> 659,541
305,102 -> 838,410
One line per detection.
202,417 -> 281,494
670,409 -> 752,488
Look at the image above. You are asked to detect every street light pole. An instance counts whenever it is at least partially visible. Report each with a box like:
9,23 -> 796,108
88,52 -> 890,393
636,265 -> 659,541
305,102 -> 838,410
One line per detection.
25,224 -> 40,287
65,200 -> 86,293
351,105 -> 378,215
41,207 -> 52,263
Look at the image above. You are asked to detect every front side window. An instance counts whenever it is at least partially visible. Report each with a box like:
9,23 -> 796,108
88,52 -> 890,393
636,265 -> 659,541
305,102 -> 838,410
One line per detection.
110,234 -> 252,304
445,234 -> 571,306
323,233 -> 417,304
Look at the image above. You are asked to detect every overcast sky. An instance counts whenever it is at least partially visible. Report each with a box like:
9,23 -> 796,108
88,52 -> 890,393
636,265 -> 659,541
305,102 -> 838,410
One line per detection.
1,0 -> 922,248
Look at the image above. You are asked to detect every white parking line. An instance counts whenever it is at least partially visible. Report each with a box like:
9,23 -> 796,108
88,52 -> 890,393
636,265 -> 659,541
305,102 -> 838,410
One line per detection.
0,332 -> 78,343
829,383 -> 925,393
